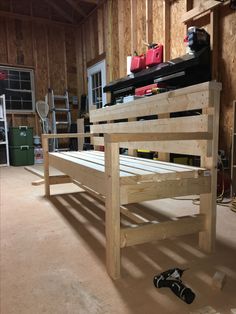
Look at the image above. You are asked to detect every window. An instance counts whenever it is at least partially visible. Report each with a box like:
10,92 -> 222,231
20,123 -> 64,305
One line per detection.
0,66 -> 35,112
87,60 -> 107,109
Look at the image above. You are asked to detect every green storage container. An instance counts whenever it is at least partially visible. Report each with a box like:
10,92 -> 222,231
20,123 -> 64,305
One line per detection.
9,126 -> 33,146
9,145 -> 34,166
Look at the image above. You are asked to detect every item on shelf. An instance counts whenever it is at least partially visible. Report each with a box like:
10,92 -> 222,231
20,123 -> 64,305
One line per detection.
130,53 -> 146,73
146,43 -> 163,67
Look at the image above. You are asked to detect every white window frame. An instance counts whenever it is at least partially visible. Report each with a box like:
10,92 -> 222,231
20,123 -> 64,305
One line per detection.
87,60 -> 107,109
0,65 -> 35,112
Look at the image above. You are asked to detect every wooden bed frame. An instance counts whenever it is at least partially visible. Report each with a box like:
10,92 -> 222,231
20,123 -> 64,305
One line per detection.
42,81 -> 221,279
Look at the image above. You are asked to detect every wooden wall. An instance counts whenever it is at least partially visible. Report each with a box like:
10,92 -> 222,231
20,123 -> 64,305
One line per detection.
77,0 -> 236,156
0,16 -> 78,130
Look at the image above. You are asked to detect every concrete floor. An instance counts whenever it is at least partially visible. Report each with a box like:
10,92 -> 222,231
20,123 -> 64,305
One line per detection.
1,166 -> 236,314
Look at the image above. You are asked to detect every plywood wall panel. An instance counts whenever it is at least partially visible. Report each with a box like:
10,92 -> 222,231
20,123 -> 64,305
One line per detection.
0,18 -> 8,63
33,23 -> 49,100
48,26 -> 66,94
111,0 -> 119,80
7,19 -> 34,66
152,0 -> 164,45
65,28 -> 77,96
170,1 -> 186,58
136,0 -> 146,54
219,7 -> 236,153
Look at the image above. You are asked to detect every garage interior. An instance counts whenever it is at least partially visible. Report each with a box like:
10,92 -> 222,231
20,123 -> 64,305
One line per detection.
0,0 -> 236,314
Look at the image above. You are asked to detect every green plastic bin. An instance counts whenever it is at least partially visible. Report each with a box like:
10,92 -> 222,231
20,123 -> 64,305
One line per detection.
9,145 -> 34,166
9,126 -> 33,146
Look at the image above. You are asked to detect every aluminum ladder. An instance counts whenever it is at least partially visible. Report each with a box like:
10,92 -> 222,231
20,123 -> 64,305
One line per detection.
48,89 -> 71,151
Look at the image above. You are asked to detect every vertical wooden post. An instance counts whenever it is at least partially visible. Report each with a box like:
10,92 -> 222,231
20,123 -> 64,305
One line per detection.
163,0 -> 170,62
146,0 -> 153,44
42,135 -> 50,197
130,0 -> 137,54
104,135 -> 121,279
77,118 -> 84,151
199,86 -> 220,252
210,7 -> 219,81
128,118 -> 137,156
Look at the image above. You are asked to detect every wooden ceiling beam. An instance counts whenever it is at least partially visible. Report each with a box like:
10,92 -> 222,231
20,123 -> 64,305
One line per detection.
64,0 -> 87,17
80,0 -> 98,4
44,0 -> 74,23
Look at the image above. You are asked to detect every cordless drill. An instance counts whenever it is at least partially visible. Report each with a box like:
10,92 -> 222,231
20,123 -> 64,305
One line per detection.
153,268 -> 195,304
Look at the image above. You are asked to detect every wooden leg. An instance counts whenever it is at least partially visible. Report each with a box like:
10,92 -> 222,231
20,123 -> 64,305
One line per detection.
105,140 -> 121,279
199,192 -> 216,252
42,136 -> 50,197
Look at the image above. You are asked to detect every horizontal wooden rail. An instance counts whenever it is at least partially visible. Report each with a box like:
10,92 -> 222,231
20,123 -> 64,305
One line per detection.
105,132 -> 212,143
42,133 -> 94,139
120,214 -> 206,248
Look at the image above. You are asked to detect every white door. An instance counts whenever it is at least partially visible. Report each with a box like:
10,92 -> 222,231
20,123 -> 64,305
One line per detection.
87,60 -> 107,109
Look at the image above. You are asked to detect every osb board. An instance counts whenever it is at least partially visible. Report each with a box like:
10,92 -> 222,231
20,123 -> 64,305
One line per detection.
218,6 -> 236,153
0,18 -> 7,63
48,25 -> 66,95
33,23 -> 49,101
32,0 -> 50,19
152,0 -> 164,46
6,19 -> 34,66
170,1 -> 186,58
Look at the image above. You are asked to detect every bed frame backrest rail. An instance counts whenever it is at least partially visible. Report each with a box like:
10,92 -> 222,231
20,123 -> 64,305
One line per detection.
89,81 -> 221,157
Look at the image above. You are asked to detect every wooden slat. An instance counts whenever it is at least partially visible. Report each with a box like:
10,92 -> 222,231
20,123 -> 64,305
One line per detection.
89,81 -> 222,123
120,176 -> 211,205
105,131 -> 212,143
42,136 -> 50,196
49,175 -> 72,184
49,153 -> 106,195
42,133 -> 93,140
120,214 -> 205,248
91,115 -> 210,134
181,0 -> 226,23
92,137 -> 208,156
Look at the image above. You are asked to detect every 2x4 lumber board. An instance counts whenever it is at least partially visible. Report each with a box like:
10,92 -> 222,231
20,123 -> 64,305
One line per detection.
44,0 -> 74,23
92,137 -> 208,156
79,150 -> 204,175
210,7 -> 219,80
49,154 -> 106,195
181,0 -> 225,23
105,141 -> 121,279
49,175 -> 72,185
120,176 -> 211,205
89,81 -> 222,123
91,115 -> 211,134
87,150 -> 206,171
118,0 -> 125,78
42,133 -> 93,140
77,119 -> 84,150
120,214 -> 205,248
57,152 -> 136,178
64,0 -> 87,17
42,136 -> 50,196
90,90 -> 210,122
130,0 -> 137,54
199,88 -> 221,253
104,131 -> 212,143
163,0 -> 170,61
65,151 -> 155,176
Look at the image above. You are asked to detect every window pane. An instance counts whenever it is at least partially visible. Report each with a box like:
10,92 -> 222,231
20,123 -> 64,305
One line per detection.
23,101 -> 32,110
10,80 -> 20,89
11,101 -> 21,110
20,72 -> 30,81
21,81 -> 31,90
9,71 -> 19,80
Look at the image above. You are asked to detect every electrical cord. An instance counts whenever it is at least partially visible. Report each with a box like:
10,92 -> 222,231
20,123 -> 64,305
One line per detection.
172,154 -> 236,212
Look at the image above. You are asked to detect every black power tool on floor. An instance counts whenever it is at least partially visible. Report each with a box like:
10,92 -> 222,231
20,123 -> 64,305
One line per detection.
153,268 -> 195,304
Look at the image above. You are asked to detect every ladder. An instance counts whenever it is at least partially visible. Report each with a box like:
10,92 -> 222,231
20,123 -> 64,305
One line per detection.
47,89 -> 71,151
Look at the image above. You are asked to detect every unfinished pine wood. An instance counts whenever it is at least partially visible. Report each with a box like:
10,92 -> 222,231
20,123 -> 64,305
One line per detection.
105,139 -> 121,279
42,136 -> 50,196
42,81 -> 221,280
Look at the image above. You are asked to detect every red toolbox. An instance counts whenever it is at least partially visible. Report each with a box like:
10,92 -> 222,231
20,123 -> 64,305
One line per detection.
130,54 -> 146,73
146,44 -> 163,67
135,84 -> 158,96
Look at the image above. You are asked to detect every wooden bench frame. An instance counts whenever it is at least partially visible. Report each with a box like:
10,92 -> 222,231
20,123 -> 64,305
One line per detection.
42,81 -> 221,279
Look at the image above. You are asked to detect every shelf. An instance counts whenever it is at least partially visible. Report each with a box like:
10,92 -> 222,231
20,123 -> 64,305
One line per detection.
0,141 -> 7,145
